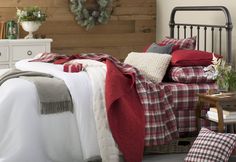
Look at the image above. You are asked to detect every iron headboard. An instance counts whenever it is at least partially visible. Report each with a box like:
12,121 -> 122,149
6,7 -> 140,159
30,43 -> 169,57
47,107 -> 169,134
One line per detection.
169,6 -> 233,63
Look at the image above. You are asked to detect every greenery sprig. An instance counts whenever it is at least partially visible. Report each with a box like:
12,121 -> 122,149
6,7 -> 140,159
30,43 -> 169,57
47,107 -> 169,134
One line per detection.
212,54 -> 236,91
16,6 -> 47,23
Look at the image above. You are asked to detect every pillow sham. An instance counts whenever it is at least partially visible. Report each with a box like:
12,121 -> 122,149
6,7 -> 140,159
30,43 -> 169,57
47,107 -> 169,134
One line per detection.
160,36 -> 196,50
124,52 -> 172,83
168,66 -> 215,83
145,43 -> 174,54
30,52 -> 66,63
184,128 -> 236,162
171,50 -> 222,66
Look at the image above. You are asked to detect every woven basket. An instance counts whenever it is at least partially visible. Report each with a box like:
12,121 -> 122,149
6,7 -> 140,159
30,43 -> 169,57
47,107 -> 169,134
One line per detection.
144,137 -> 196,154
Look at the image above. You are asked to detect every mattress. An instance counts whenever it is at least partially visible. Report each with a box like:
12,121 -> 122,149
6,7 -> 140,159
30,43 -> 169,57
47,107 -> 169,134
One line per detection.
162,82 -> 218,134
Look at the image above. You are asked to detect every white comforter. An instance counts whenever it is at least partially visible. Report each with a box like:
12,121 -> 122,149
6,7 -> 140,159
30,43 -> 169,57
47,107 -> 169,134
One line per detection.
0,59 -> 118,162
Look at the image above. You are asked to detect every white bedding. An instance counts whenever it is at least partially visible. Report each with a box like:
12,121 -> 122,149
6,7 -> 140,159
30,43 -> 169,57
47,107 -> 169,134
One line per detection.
0,59 -> 118,162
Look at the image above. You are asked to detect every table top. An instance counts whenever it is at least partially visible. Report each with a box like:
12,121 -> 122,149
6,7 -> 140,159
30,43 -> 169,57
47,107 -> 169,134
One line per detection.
197,93 -> 236,102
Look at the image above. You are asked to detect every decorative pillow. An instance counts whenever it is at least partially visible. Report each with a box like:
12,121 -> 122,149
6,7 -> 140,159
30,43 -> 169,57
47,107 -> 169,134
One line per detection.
145,43 -> 174,54
124,52 -> 172,83
169,66 -> 215,83
144,43 -> 179,53
160,36 -> 196,50
171,50 -> 222,66
185,128 -> 236,162
30,52 -> 66,63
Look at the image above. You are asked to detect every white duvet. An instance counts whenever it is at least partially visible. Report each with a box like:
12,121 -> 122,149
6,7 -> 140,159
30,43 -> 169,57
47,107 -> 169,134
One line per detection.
0,59 -> 119,162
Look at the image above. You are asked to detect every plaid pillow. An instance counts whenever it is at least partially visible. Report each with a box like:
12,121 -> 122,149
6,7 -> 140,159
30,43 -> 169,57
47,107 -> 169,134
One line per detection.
184,128 -> 236,162
169,66 -> 215,83
30,52 -> 67,63
160,36 -> 196,50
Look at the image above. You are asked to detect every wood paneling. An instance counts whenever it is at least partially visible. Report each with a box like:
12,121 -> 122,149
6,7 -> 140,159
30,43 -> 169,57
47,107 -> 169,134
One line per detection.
0,0 -> 156,59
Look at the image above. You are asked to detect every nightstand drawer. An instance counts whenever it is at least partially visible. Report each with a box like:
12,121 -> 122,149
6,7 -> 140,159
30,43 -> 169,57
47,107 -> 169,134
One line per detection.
0,47 -> 9,62
12,45 -> 46,61
0,64 -> 10,69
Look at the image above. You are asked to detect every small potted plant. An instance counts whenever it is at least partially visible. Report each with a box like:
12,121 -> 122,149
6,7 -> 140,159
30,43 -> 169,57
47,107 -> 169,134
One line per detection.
16,6 -> 46,39
212,54 -> 236,92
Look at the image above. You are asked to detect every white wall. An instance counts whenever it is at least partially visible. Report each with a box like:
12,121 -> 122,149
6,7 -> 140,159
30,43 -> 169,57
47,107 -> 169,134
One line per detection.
156,0 -> 236,65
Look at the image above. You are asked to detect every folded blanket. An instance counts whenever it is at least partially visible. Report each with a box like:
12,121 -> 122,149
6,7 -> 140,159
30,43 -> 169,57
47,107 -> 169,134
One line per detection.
0,69 -> 73,114
0,68 -> 52,85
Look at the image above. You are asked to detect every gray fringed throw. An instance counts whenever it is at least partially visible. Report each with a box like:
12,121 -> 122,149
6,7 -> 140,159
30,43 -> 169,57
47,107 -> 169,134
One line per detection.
0,69 -> 73,114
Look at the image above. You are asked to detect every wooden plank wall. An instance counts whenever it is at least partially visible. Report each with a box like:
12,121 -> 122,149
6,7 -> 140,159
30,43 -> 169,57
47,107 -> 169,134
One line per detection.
0,0 -> 156,60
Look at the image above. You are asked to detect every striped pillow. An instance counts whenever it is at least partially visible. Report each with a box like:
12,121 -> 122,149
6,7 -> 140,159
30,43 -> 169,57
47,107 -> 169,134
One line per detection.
160,36 -> 196,50
185,128 -> 236,162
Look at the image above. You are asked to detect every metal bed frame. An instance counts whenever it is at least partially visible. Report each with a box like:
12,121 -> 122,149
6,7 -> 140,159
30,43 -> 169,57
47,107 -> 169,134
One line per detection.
169,6 -> 233,64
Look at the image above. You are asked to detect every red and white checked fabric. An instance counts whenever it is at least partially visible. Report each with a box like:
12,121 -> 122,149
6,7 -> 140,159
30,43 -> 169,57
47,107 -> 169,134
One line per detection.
174,110 -> 217,134
185,128 -> 236,162
63,63 -> 83,73
168,66 -> 215,83
162,82 -> 218,134
72,53 -> 179,146
30,52 -> 66,63
162,82 -> 218,111
160,36 -> 196,50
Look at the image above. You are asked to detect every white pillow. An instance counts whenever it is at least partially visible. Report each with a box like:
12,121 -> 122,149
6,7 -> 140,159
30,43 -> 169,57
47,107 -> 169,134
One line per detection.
124,52 -> 171,83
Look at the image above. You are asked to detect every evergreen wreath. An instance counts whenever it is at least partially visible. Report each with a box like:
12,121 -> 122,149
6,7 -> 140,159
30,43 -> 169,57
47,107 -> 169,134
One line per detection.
70,0 -> 113,30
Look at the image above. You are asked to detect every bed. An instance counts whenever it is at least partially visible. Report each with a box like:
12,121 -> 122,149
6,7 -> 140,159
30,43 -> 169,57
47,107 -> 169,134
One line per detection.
163,6 -> 233,136
0,5 -> 234,162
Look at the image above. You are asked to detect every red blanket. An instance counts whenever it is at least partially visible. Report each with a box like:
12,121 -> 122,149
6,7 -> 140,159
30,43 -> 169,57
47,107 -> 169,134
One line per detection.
105,60 -> 145,162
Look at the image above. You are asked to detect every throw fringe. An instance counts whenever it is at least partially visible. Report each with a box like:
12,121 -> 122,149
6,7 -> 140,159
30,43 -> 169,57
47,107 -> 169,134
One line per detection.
41,101 -> 73,114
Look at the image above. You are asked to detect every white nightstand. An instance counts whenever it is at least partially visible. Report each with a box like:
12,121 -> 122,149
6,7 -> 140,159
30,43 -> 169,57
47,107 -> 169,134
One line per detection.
0,39 -> 52,69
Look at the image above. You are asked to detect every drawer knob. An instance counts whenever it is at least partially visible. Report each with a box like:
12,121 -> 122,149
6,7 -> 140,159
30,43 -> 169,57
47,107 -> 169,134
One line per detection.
27,50 -> 32,56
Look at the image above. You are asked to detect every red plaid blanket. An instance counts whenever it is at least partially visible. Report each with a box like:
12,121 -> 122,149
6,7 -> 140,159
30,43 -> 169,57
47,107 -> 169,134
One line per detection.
162,82 -> 218,134
163,82 -> 218,111
175,110 -> 217,135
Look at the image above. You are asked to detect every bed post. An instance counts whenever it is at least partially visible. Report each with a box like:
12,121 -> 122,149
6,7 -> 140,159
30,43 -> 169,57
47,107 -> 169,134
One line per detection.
169,9 -> 176,38
169,6 -> 233,64
224,7 -> 233,64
